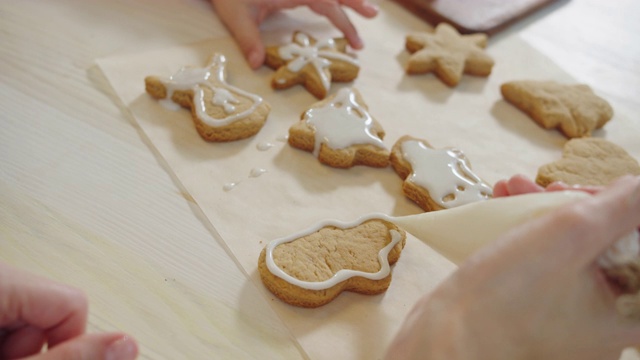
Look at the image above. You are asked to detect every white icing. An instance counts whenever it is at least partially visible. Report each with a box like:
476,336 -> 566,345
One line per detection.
303,88 -> 384,156
158,53 -> 262,127
256,142 -> 274,151
277,33 -> 359,92
401,140 -> 492,208
223,182 -> 239,192
276,134 -> 289,142
598,230 -> 640,268
265,214 -> 401,291
249,168 -> 267,178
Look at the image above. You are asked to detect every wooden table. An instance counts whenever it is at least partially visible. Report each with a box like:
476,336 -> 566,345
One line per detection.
2,0 -> 639,358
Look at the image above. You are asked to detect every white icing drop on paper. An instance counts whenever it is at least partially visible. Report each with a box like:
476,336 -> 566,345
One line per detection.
265,213 -> 401,291
278,33 -> 359,92
249,168 -> 267,178
303,88 -> 384,157
223,182 -> 240,192
158,53 -> 263,127
401,140 -> 492,208
276,134 -> 289,142
256,142 -> 274,151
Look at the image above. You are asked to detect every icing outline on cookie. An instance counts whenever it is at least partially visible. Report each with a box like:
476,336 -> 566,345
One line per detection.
265,213 -> 401,291
401,140 -> 492,208
276,32 -> 359,93
303,87 -> 385,156
158,53 -> 263,127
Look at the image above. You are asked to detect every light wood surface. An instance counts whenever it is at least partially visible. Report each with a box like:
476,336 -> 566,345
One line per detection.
1,0 -> 639,359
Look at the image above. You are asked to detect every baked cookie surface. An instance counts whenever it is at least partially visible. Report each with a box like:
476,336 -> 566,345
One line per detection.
405,23 -> 494,86
501,80 -> 613,138
265,31 -> 360,99
390,135 -> 492,211
258,215 -> 406,308
145,53 -> 270,142
288,87 -> 389,168
536,138 -> 640,187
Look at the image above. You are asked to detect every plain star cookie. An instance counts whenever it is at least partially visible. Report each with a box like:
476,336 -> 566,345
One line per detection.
390,135 -> 492,211
258,215 -> 406,308
405,23 -> 494,86
265,31 -> 360,99
145,53 -> 270,142
501,80 -> 614,138
536,138 -> 640,187
288,87 -> 390,168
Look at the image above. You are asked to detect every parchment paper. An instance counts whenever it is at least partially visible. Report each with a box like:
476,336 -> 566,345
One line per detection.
97,5 -> 640,359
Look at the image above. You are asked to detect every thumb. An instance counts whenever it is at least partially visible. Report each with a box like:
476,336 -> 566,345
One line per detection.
213,2 -> 265,69
26,333 -> 137,360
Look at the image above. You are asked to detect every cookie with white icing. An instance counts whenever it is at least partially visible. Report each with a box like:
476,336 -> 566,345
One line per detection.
501,80 -> 613,138
145,53 -> 270,142
288,87 -> 389,168
258,215 -> 406,308
390,135 -> 492,211
265,31 -> 360,99
405,23 -> 494,87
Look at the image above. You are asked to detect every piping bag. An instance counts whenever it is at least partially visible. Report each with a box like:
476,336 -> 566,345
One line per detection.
389,190 -> 639,267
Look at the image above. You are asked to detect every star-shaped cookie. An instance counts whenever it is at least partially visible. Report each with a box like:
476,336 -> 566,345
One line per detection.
536,138 -> 640,187
405,23 -> 494,87
501,80 -> 614,138
265,31 -> 360,99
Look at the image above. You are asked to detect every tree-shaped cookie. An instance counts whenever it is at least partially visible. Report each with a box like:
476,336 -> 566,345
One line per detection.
145,53 -> 270,142
265,31 -> 360,99
501,80 -> 614,138
288,87 -> 389,168
536,138 -> 640,187
390,135 -> 493,211
258,215 -> 406,308
405,23 -> 494,87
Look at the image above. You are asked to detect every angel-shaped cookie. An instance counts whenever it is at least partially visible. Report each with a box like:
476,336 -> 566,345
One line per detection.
390,136 -> 492,211
258,215 -> 406,308
405,23 -> 494,86
145,53 -> 270,142
501,80 -> 614,138
288,87 -> 389,168
265,31 -> 360,99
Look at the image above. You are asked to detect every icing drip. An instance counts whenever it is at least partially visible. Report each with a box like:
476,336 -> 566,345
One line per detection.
303,88 -> 384,156
401,140 -> 492,208
249,168 -> 267,178
265,214 -> 401,291
278,33 -> 359,91
159,54 -> 262,127
256,142 -> 274,151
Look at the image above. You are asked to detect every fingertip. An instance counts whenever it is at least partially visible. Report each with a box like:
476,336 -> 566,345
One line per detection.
37,333 -> 138,360
105,335 -> 138,360
247,47 -> 265,70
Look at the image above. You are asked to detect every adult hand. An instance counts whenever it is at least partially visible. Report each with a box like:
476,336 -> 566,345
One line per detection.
386,175 -> 640,359
0,263 -> 138,360
493,174 -> 602,197
211,0 -> 379,69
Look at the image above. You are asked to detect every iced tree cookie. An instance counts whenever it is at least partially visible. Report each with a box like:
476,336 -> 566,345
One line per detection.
390,135 -> 492,211
288,87 -> 389,168
405,23 -> 494,87
536,138 -> 640,187
501,80 -> 613,138
258,215 -> 406,308
265,31 -> 360,99
145,53 -> 270,142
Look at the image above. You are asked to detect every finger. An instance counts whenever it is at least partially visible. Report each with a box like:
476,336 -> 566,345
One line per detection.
24,333 -> 137,360
339,0 -> 379,18
1,326 -> 46,359
546,181 -> 603,195
212,2 -> 265,69
0,264 -> 88,348
505,174 -> 544,195
308,3 -> 363,49
493,179 -> 509,197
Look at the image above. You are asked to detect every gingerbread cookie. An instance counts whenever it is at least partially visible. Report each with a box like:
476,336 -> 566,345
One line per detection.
258,214 -> 406,308
265,31 -> 360,99
390,136 -> 492,211
536,138 -> 640,187
288,87 -> 389,168
145,53 -> 270,142
405,23 -> 494,87
501,80 -> 613,138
